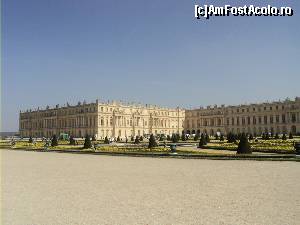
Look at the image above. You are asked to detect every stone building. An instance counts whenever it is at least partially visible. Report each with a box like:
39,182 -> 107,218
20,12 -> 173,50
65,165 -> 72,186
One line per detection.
19,100 -> 185,139
185,97 -> 300,136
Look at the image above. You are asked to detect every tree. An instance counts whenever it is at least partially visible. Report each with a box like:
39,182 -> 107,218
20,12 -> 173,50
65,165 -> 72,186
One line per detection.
92,135 -> 96,141
83,134 -> 92,149
282,133 -> 287,141
236,133 -> 251,154
139,136 -> 144,142
148,134 -> 157,149
51,134 -> 58,147
262,133 -> 266,140
28,136 -> 33,143
166,135 -> 171,141
274,133 -> 279,139
194,133 -> 200,141
69,136 -> 75,145
181,134 -> 186,141
134,136 -> 140,144
198,133 -> 207,148
131,136 -> 134,142
289,132 -> 293,139
117,136 -> 121,142
104,136 -> 110,144
265,133 -> 270,140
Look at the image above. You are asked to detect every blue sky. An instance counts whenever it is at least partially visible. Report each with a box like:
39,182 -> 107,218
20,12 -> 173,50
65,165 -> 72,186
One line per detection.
2,0 -> 300,131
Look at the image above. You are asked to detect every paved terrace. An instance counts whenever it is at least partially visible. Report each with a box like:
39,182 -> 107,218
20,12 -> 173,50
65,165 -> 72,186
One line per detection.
2,150 -> 299,225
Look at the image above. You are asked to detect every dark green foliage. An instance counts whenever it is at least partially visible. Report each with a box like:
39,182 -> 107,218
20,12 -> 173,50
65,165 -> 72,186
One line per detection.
181,134 -> 186,141
69,136 -> 76,145
134,136 -> 140,144
171,134 -> 180,143
282,134 -> 287,141
265,133 -> 270,140
194,134 -> 200,141
139,136 -> 143,142
249,134 -> 253,141
289,132 -> 293,139
148,134 -> 157,148
214,134 -> 219,140
274,133 -> 279,139
51,135 -> 58,147
236,133 -> 251,154
166,135 -> 171,141
198,133 -> 207,147
176,134 -> 180,142
220,134 -> 224,141
92,135 -> 96,141
83,134 -> 92,149
159,135 -> 164,141
131,136 -> 134,142
104,136 -> 110,144
227,132 -> 236,143
117,136 -> 121,142
205,134 -> 210,143
28,136 -> 33,143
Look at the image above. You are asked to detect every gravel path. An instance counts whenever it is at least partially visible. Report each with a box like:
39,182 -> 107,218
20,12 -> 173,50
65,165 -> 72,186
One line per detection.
2,150 -> 300,225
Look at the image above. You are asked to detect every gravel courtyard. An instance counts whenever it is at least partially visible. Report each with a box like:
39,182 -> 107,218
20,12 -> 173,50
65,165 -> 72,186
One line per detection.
2,150 -> 299,225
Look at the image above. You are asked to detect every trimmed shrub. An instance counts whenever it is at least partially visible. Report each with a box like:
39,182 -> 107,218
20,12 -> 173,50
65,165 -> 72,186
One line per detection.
83,134 -> 92,149
236,133 -> 251,154
92,135 -> 96,141
205,134 -> 210,143
198,133 -> 207,147
220,134 -> 224,141
134,136 -> 140,144
69,136 -> 76,145
104,136 -> 110,144
131,136 -> 134,142
139,136 -> 144,142
51,135 -> 58,147
289,132 -> 293,139
148,134 -> 157,148
117,136 -> 121,142
28,136 -> 33,143
181,134 -> 186,141
274,133 -> 279,139
282,134 -> 287,141
194,134 -> 200,141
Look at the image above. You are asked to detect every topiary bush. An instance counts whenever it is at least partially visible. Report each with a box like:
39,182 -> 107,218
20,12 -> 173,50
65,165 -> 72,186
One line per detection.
134,136 -> 140,144
28,136 -> 33,143
83,134 -> 92,149
104,136 -> 110,144
198,133 -> 207,148
236,133 -> 251,154
51,135 -> 58,147
69,136 -> 76,145
148,134 -> 157,149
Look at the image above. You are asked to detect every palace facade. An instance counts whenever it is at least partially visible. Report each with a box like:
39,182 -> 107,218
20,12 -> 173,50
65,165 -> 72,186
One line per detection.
185,97 -> 300,136
19,100 -> 185,139
19,97 -> 300,139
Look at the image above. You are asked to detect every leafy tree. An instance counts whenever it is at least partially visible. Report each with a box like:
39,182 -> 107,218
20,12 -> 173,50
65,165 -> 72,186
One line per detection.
236,133 -> 251,154
198,133 -> 207,147
83,134 -> 92,149
282,133 -> 287,141
28,136 -> 33,143
148,134 -> 157,149
289,132 -> 293,139
104,136 -> 110,144
69,136 -> 76,145
134,136 -> 140,144
51,134 -> 58,147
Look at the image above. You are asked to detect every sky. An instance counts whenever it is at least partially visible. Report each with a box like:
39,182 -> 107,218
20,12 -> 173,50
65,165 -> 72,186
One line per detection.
2,0 -> 300,131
